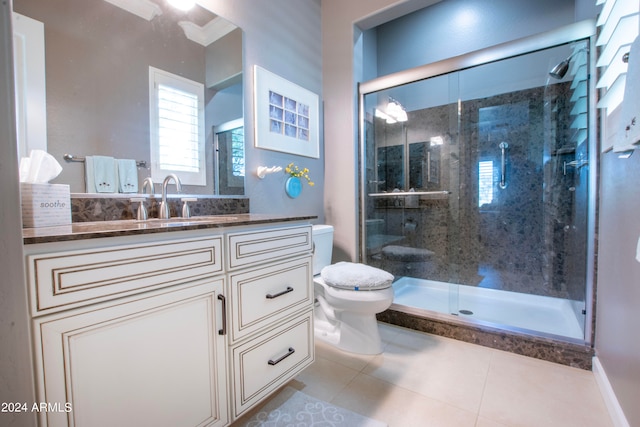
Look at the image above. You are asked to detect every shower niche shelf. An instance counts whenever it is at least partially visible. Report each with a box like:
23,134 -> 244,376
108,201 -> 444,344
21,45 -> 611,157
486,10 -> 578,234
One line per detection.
368,190 -> 450,198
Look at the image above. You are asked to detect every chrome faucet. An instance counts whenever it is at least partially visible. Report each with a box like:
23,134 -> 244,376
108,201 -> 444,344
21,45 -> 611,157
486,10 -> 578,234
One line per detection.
159,174 -> 182,219
142,177 -> 154,195
133,177 -> 154,221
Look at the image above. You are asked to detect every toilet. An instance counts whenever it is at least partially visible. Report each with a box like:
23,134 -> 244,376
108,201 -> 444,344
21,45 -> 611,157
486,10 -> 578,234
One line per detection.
312,224 -> 394,355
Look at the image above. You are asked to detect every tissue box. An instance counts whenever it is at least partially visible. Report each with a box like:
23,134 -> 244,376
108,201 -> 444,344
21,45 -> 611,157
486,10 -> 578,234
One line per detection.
21,183 -> 71,228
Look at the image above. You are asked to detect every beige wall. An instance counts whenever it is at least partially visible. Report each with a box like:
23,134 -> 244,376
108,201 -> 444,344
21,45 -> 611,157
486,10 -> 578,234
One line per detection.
596,106 -> 640,426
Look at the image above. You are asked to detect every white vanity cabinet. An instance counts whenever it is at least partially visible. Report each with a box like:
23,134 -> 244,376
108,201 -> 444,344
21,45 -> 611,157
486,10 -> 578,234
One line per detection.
23,220 -> 315,426
25,235 -> 228,427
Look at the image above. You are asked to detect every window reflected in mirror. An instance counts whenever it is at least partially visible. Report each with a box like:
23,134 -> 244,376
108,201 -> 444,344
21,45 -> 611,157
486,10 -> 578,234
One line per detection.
214,119 -> 244,195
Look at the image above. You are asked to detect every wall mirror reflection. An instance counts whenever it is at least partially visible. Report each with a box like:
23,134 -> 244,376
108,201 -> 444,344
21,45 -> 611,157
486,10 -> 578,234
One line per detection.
13,0 -> 244,195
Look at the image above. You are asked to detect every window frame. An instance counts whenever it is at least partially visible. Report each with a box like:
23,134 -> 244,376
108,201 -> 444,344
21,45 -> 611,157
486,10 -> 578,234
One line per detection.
149,66 -> 206,186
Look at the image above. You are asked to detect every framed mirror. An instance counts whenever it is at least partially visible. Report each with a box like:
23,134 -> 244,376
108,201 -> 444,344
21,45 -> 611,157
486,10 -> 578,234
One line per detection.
13,0 -> 244,195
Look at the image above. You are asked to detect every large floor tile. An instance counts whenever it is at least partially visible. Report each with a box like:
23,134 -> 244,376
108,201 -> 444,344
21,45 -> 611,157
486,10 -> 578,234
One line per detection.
292,354 -> 360,402
333,372 -> 477,427
479,350 -> 613,427
362,328 -> 493,413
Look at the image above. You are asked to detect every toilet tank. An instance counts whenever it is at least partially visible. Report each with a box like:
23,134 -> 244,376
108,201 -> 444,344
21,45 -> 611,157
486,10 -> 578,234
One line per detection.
312,225 -> 334,275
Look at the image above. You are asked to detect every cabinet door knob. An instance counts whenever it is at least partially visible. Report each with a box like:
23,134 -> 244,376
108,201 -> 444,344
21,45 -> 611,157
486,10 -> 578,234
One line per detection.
268,347 -> 295,365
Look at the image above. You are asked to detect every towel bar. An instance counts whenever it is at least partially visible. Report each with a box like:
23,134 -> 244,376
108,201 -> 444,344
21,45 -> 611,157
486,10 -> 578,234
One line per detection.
64,153 -> 147,168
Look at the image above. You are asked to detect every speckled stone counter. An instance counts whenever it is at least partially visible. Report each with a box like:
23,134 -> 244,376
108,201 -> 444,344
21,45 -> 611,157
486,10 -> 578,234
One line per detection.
70,193 -> 249,222
23,214 -> 317,245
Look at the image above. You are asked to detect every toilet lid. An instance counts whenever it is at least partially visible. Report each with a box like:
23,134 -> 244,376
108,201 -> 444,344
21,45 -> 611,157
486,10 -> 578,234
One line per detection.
320,262 -> 394,291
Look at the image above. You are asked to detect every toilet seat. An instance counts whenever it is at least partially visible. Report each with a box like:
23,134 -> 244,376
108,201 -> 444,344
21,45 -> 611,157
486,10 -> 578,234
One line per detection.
320,262 -> 394,291
314,276 -> 394,302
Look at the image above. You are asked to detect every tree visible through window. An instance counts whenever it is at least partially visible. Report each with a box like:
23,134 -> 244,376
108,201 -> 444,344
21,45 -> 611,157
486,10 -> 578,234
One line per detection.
230,127 -> 245,177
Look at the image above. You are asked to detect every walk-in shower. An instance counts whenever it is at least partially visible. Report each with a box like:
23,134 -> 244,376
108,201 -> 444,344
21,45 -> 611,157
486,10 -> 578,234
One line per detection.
358,21 -> 596,344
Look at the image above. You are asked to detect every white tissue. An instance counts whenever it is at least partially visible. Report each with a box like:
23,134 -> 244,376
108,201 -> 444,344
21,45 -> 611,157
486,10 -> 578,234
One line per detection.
636,235 -> 640,263
19,149 -> 63,183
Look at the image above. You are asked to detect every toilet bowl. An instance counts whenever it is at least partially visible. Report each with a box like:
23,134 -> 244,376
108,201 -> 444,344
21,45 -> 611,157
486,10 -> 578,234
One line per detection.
312,225 -> 394,355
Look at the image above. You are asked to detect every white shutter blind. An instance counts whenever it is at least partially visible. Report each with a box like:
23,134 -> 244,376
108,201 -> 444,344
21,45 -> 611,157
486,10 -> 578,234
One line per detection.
478,160 -> 494,207
596,0 -> 640,114
157,84 -> 199,172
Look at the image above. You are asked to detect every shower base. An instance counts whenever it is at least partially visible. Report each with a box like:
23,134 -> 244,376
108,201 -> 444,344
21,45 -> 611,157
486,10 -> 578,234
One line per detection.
392,277 -> 584,339
378,277 -> 594,369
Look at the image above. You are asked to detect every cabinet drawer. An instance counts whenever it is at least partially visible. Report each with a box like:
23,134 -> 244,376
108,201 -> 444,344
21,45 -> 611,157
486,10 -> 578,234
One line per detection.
28,236 -> 223,315
231,311 -> 314,418
229,256 -> 312,342
227,225 -> 312,270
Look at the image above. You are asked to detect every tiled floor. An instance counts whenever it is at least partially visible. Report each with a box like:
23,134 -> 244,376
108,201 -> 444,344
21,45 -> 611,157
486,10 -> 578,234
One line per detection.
273,323 -> 612,427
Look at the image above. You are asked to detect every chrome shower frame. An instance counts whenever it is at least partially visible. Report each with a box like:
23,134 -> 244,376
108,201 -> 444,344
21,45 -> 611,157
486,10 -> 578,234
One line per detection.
357,19 -> 598,345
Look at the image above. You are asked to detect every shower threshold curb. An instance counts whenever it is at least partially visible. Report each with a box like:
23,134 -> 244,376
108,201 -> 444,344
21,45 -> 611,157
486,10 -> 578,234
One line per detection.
377,308 -> 594,370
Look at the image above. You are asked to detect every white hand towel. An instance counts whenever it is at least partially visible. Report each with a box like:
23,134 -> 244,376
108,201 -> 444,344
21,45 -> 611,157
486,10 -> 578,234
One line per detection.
85,156 -> 96,192
92,155 -> 117,193
615,35 -> 640,152
117,159 -> 138,193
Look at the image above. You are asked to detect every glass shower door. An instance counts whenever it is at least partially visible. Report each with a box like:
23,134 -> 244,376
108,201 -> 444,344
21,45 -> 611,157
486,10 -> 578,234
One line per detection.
361,39 -> 590,340
362,71 -> 462,316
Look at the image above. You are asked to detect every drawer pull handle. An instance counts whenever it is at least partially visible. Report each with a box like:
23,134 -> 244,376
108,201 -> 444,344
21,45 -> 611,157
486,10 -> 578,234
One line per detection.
268,347 -> 295,365
266,286 -> 294,299
218,294 -> 227,336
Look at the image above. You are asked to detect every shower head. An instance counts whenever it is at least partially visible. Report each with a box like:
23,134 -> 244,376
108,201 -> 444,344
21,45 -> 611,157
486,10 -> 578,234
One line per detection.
549,58 -> 570,79
549,47 -> 588,80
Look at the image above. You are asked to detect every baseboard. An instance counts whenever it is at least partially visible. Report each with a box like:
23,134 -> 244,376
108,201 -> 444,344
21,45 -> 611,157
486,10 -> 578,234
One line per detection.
592,357 -> 630,427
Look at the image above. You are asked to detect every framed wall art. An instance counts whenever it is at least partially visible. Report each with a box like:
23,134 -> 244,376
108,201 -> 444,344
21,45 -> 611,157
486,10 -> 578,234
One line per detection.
253,65 -> 320,158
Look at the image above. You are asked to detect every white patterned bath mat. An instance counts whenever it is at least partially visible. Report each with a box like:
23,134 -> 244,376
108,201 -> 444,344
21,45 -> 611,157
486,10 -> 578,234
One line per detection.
239,387 -> 387,427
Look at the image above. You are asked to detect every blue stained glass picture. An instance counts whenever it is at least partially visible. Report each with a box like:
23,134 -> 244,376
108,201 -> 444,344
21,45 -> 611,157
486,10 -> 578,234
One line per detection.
255,66 -> 319,158
268,89 -> 311,142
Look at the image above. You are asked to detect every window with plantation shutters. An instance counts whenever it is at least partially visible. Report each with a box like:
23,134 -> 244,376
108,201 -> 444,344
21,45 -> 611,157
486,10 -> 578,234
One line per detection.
595,0 -> 639,115
149,67 -> 206,186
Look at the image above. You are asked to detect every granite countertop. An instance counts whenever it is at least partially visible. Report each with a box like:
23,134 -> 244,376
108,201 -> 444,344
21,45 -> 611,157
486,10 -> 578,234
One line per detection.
23,214 -> 318,244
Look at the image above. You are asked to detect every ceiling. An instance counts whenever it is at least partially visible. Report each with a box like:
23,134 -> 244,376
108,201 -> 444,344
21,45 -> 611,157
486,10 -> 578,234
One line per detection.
104,0 -> 236,46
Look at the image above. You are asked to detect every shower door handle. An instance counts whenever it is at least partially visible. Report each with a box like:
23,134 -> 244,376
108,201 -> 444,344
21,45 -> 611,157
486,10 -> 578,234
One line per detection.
499,142 -> 509,189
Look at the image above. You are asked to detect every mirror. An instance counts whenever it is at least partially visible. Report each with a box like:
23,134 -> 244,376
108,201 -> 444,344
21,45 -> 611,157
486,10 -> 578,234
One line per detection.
13,0 -> 244,194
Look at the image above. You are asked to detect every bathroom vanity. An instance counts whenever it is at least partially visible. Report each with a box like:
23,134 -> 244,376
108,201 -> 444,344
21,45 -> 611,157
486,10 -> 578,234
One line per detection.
22,214 -> 316,426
